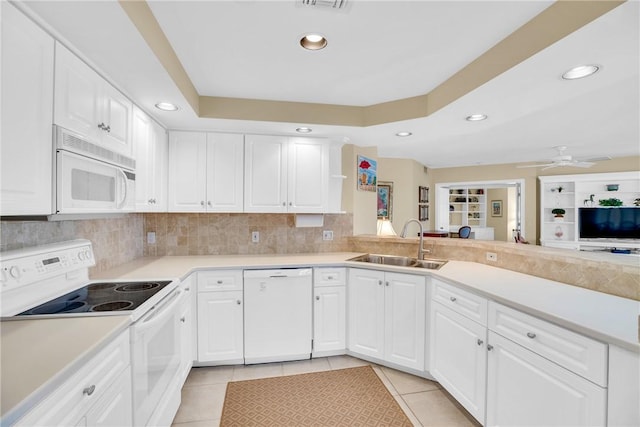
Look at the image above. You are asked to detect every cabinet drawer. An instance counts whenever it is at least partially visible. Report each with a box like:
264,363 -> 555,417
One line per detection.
488,301 -> 607,387
432,279 -> 487,326
16,330 -> 130,426
314,267 -> 346,287
197,270 -> 243,292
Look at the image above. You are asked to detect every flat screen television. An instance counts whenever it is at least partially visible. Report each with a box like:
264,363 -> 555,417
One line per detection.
578,207 -> 640,240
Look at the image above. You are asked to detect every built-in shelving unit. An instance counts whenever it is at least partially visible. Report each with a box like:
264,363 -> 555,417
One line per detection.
449,187 -> 487,229
539,172 -> 640,251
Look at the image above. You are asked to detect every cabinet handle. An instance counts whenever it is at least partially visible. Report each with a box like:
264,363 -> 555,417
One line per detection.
180,316 -> 186,323
385,281 -> 389,287
316,296 -> 320,301
477,339 -> 483,346
148,198 -> 154,204
289,202 -> 292,206
450,296 -> 457,302
378,280 -> 383,286
97,122 -> 105,130
105,125 -> 111,133
282,202 -> 286,207
236,300 -> 241,305
200,201 -> 205,206
83,385 -> 96,396
184,287 -> 190,291
526,332 -> 536,339
487,344 -> 494,351
207,201 -> 212,206
327,276 -> 334,280
217,280 -> 223,284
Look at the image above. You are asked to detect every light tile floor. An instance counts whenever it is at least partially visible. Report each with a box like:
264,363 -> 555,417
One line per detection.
171,356 -> 481,427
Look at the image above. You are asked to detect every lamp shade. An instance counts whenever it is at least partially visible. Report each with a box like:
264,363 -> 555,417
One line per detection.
377,219 -> 397,236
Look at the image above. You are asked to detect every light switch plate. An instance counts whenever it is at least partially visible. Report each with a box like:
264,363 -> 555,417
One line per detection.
251,231 -> 259,243
147,232 -> 156,244
323,230 -> 334,241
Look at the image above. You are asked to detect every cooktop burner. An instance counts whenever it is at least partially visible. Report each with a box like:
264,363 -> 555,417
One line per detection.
17,280 -> 172,316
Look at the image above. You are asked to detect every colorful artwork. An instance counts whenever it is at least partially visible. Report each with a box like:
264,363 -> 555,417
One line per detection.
357,155 -> 377,192
377,182 -> 393,219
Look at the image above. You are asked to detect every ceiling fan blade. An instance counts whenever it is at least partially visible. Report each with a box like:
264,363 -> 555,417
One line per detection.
579,156 -> 611,162
573,161 -> 595,168
541,164 -> 562,170
516,163 -> 555,169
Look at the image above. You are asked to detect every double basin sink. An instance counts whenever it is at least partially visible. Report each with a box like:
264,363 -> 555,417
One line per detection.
348,254 -> 447,270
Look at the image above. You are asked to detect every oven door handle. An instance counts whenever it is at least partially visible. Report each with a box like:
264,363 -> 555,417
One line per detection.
135,288 -> 182,332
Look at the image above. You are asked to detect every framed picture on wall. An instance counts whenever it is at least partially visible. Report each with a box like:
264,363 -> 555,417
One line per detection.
491,200 -> 503,217
377,181 -> 393,220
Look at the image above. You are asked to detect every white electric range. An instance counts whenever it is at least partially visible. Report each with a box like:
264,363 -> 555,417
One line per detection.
0,239 -> 184,427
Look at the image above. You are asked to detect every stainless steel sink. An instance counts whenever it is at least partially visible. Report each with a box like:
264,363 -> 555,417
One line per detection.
348,254 -> 447,270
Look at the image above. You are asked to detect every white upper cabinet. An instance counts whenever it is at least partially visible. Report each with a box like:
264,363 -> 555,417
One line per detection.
168,131 -> 244,212
244,135 -> 329,213
0,2 -> 55,215
54,43 -> 133,157
133,106 -> 167,212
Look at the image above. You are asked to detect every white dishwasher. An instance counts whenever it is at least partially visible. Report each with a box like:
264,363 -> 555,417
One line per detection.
243,268 -> 313,364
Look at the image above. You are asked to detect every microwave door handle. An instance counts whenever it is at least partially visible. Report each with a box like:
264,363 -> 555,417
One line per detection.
135,289 -> 182,333
116,168 -> 127,209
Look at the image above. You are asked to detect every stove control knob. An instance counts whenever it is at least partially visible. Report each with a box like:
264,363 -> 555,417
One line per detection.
0,269 -> 8,284
84,250 -> 92,260
9,266 -> 21,279
78,251 -> 86,261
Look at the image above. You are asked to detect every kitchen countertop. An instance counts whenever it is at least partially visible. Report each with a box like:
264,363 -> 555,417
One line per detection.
1,315 -> 130,425
95,252 -> 640,353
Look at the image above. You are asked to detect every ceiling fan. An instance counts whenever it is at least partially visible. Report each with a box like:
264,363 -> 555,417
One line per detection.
517,146 -> 611,170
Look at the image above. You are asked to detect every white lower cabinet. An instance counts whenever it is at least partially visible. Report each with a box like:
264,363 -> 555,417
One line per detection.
178,275 -> 195,383
313,268 -> 346,356
347,268 -> 425,371
16,330 -> 131,426
430,301 -> 487,423
486,331 -> 606,426
196,271 -> 244,364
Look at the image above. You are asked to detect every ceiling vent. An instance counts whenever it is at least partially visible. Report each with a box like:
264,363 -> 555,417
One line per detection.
301,0 -> 348,9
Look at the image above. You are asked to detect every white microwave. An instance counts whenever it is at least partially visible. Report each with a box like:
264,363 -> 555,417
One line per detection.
55,126 -> 136,214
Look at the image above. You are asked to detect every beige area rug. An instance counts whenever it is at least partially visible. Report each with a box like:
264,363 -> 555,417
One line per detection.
220,365 -> 413,426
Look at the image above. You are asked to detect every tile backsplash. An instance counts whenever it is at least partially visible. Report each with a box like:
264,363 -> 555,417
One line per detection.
143,213 -> 352,256
0,215 -> 144,275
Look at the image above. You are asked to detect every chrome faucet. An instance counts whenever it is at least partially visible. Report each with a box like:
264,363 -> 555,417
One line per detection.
400,219 -> 426,260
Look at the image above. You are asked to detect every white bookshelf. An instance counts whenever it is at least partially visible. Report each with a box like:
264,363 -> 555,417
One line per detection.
449,187 -> 487,228
539,171 -> 640,251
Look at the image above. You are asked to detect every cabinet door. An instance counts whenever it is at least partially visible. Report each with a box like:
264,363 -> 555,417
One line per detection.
244,134 -> 288,212
347,269 -> 385,359
1,2 -> 54,215
206,133 -> 244,212
179,282 -> 194,382
430,301 -> 487,423
133,106 -> 153,210
168,131 -> 207,212
288,138 -> 328,213
54,42 -> 101,141
384,272 -> 426,370
313,285 -> 346,354
85,367 -> 132,427
197,291 -> 244,363
101,84 -> 132,156
150,119 -> 168,211
486,331 -> 606,427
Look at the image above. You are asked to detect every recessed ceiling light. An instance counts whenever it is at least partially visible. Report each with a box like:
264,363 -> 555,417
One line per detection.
466,114 -> 487,121
155,102 -> 179,111
562,65 -> 599,80
300,33 -> 327,50
296,127 -> 312,133
395,131 -> 412,137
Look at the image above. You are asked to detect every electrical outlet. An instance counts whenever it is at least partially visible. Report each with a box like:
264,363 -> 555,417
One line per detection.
251,231 -> 259,243
147,232 -> 156,244
486,252 -> 498,262
322,230 -> 334,241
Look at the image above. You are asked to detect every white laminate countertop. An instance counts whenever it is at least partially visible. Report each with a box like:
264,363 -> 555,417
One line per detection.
0,315 -> 130,425
94,253 -> 640,352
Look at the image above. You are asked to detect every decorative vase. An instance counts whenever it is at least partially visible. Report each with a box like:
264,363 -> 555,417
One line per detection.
554,226 -> 564,240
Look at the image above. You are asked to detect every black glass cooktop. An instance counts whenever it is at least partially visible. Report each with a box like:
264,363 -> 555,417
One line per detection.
17,281 -> 172,315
